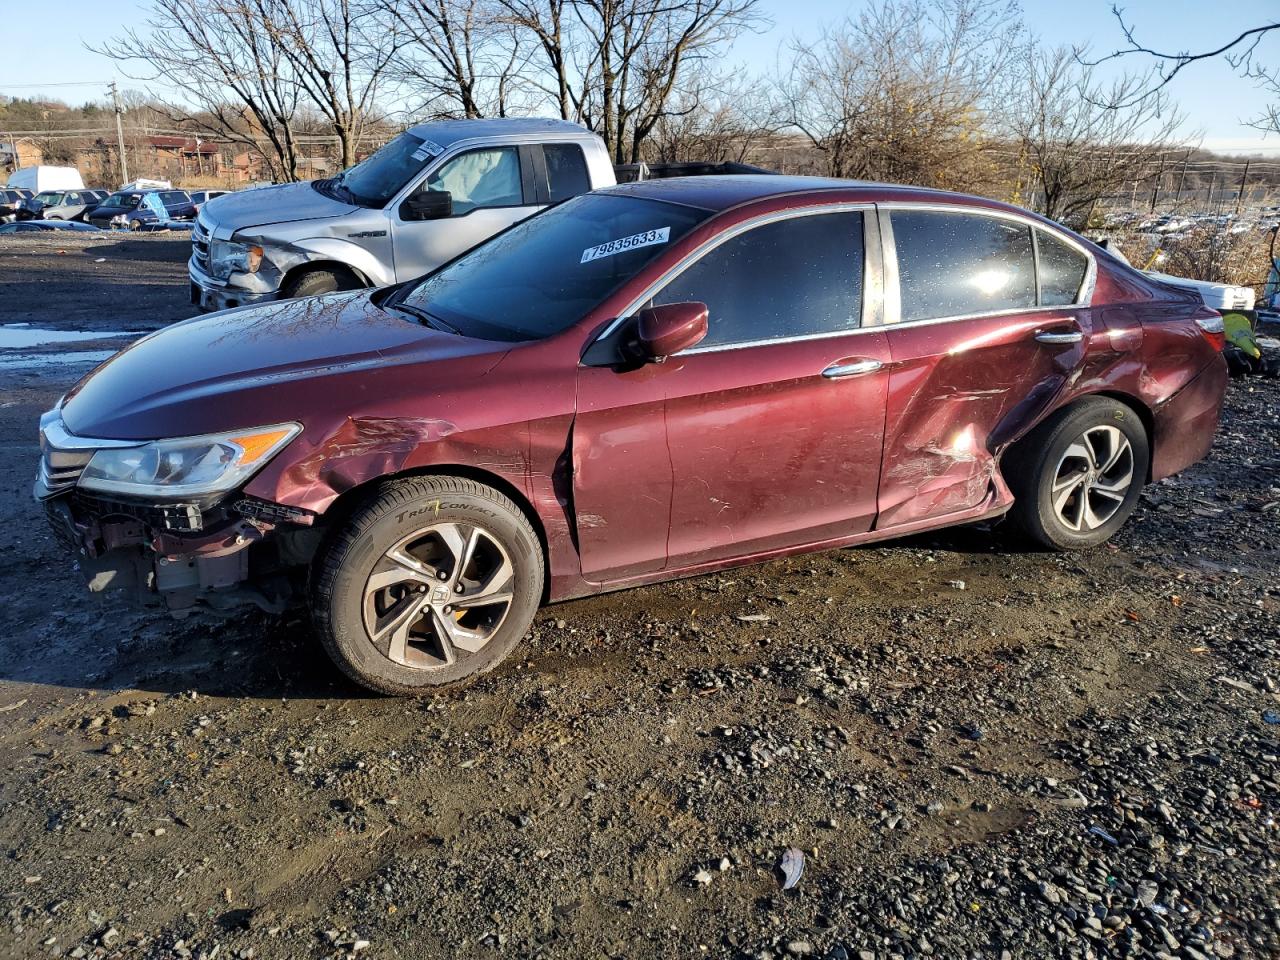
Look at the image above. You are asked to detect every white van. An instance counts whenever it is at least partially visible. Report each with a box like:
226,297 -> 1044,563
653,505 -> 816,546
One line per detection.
6,165 -> 85,193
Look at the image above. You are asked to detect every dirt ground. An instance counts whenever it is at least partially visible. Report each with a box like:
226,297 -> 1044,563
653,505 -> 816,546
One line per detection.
0,233 -> 1277,960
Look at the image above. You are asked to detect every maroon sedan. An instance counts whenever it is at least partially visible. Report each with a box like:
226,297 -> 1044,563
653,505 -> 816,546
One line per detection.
37,177 -> 1228,694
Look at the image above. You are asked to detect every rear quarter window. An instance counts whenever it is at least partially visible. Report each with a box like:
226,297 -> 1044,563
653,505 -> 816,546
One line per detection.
1036,229 -> 1089,305
544,143 -> 591,203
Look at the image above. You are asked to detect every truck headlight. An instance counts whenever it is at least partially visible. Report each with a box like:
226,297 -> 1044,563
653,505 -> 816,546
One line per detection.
209,239 -> 265,280
78,423 -> 300,497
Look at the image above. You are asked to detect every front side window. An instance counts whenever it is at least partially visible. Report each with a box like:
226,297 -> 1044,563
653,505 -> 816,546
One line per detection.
544,143 -> 590,203
891,210 -> 1036,322
652,212 -> 864,349
425,147 -> 523,215
1036,229 -> 1089,305
398,193 -> 709,341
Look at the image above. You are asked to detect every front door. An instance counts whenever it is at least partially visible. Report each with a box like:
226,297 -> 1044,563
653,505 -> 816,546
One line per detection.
876,208 -> 1095,528
575,209 -> 890,578
391,145 -> 541,282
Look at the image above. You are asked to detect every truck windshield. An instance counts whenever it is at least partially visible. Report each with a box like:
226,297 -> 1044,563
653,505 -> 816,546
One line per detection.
396,193 -> 711,342
323,132 -> 440,207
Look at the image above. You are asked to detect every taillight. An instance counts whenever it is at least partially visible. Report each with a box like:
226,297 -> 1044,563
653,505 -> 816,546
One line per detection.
1196,314 -> 1226,352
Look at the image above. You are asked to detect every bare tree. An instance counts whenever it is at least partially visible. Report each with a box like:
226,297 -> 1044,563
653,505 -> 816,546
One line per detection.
1083,9 -> 1280,133
385,0 -> 533,119
97,0 -> 398,180
258,0 -> 402,167
1009,46 -> 1184,225
776,0 -> 1022,191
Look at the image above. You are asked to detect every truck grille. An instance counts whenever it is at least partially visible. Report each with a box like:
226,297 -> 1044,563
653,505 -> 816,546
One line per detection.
192,216 -> 211,271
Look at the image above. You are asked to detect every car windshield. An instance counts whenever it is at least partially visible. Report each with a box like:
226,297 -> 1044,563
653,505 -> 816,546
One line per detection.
35,192 -> 64,205
103,193 -> 141,208
327,132 -> 440,207
397,193 -> 710,342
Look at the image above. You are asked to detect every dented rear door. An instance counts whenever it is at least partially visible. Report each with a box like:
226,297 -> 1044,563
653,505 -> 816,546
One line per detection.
876,207 -> 1092,528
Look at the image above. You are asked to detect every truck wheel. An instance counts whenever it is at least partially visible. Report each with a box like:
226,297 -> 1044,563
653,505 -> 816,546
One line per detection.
1005,397 -> 1149,551
311,476 -> 544,696
283,267 -> 361,299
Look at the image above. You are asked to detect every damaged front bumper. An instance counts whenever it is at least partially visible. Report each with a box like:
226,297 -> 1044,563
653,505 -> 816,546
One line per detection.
37,419 -> 318,617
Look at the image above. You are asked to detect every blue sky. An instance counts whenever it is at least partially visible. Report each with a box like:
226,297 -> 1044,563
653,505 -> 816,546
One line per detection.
1,0 -> 1276,153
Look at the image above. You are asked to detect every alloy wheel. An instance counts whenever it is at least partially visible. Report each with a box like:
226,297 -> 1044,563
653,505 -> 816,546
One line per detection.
361,522 -> 515,670
1050,425 -> 1135,532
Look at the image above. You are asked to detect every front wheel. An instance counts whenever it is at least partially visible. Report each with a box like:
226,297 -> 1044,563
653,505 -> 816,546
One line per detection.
311,476 -> 544,695
1006,397 -> 1150,550
128,219 -> 143,231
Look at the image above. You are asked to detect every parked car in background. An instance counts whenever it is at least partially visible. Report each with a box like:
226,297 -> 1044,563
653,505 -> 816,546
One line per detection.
87,189 -> 198,230
0,219 -> 100,234
41,177 -> 1229,694
21,189 -> 106,222
0,187 -> 33,222
190,189 -> 229,209
190,118 -> 616,310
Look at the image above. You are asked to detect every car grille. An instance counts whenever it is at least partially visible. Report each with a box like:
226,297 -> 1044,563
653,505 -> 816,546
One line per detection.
193,216 -> 211,271
38,444 -> 93,497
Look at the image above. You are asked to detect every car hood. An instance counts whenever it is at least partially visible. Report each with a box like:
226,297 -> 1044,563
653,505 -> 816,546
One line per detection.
60,292 -> 509,440
203,182 -> 357,237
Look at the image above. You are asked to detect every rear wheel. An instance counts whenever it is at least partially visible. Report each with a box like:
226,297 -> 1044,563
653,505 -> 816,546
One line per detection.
283,266 -> 361,299
1006,397 -> 1149,550
311,476 -> 544,695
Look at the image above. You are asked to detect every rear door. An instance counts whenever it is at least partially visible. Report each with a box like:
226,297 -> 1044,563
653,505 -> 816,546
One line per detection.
876,207 -> 1094,528
391,145 -> 541,282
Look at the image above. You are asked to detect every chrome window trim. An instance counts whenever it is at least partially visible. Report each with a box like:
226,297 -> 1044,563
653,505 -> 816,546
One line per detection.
593,202 -> 879,354
877,201 -> 1097,328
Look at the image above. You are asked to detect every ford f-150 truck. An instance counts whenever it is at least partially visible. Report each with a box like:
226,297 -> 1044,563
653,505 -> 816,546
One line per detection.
189,118 -> 618,310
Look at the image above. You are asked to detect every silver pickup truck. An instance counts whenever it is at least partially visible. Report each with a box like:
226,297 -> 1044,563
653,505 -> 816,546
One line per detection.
189,118 -> 616,311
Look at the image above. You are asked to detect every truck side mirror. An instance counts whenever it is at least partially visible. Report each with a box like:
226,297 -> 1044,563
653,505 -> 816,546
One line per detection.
402,189 -> 452,221
632,301 -> 708,362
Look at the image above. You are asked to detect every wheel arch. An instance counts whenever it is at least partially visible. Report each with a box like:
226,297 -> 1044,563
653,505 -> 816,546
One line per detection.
1002,389 -> 1156,483
314,464 -> 553,603
281,259 -> 371,294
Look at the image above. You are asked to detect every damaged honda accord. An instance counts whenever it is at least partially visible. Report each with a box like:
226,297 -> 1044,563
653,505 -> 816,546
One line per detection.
37,177 -> 1229,695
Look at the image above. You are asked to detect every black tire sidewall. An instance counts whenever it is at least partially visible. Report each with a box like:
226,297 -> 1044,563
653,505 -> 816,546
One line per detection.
285,269 -> 356,299
316,481 -> 543,694
1021,399 -> 1150,550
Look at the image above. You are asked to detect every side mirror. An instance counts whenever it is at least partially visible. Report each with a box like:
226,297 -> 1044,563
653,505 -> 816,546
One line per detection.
633,301 -> 708,362
402,189 -> 452,221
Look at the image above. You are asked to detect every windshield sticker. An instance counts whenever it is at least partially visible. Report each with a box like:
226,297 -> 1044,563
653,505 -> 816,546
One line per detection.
411,139 -> 444,162
580,227 -> 671,264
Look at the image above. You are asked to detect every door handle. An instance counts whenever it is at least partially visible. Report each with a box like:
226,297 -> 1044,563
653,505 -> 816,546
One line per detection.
822,358 -> 883,379
1034,329 -> 1083,344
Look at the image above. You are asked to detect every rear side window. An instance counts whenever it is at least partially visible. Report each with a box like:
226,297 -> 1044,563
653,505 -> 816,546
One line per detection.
544,143 -> 590,203
653,212 -> 864,349
1036,229 -> 1089,305
891,211 -> 1036,322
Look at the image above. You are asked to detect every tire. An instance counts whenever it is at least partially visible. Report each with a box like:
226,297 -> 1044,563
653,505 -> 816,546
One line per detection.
311,476 -> 544,695
283,267 -> 361,299
128,219 -> 143,231
1005,396 -> 1150,551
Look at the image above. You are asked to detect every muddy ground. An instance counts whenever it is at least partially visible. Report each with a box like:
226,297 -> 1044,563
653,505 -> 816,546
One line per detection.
0,232 -> 1277,960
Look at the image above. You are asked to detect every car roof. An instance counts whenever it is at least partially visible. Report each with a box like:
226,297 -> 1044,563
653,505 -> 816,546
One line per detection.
404,117 -> 595,148
600,174 -> 1048,222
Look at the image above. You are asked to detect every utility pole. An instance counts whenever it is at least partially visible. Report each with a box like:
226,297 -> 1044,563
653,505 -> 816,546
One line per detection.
1149,154 -> 1166,213
109,81 -> 129,186
1172,151 -> 1190,211
1235,159 -> 1251,217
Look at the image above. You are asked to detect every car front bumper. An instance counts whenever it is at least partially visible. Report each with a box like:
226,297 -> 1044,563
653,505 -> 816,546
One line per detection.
189,257 -> 280,312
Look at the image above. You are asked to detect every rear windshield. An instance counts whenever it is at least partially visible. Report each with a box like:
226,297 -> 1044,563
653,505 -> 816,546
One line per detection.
398,193 -> 710,341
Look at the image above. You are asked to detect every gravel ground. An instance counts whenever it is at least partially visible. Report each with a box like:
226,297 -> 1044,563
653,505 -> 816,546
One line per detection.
0,232 -> 1278,960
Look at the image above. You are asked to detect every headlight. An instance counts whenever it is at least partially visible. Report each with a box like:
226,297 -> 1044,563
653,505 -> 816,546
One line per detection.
79,423 -> 301,498
208,239 -> 264,280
